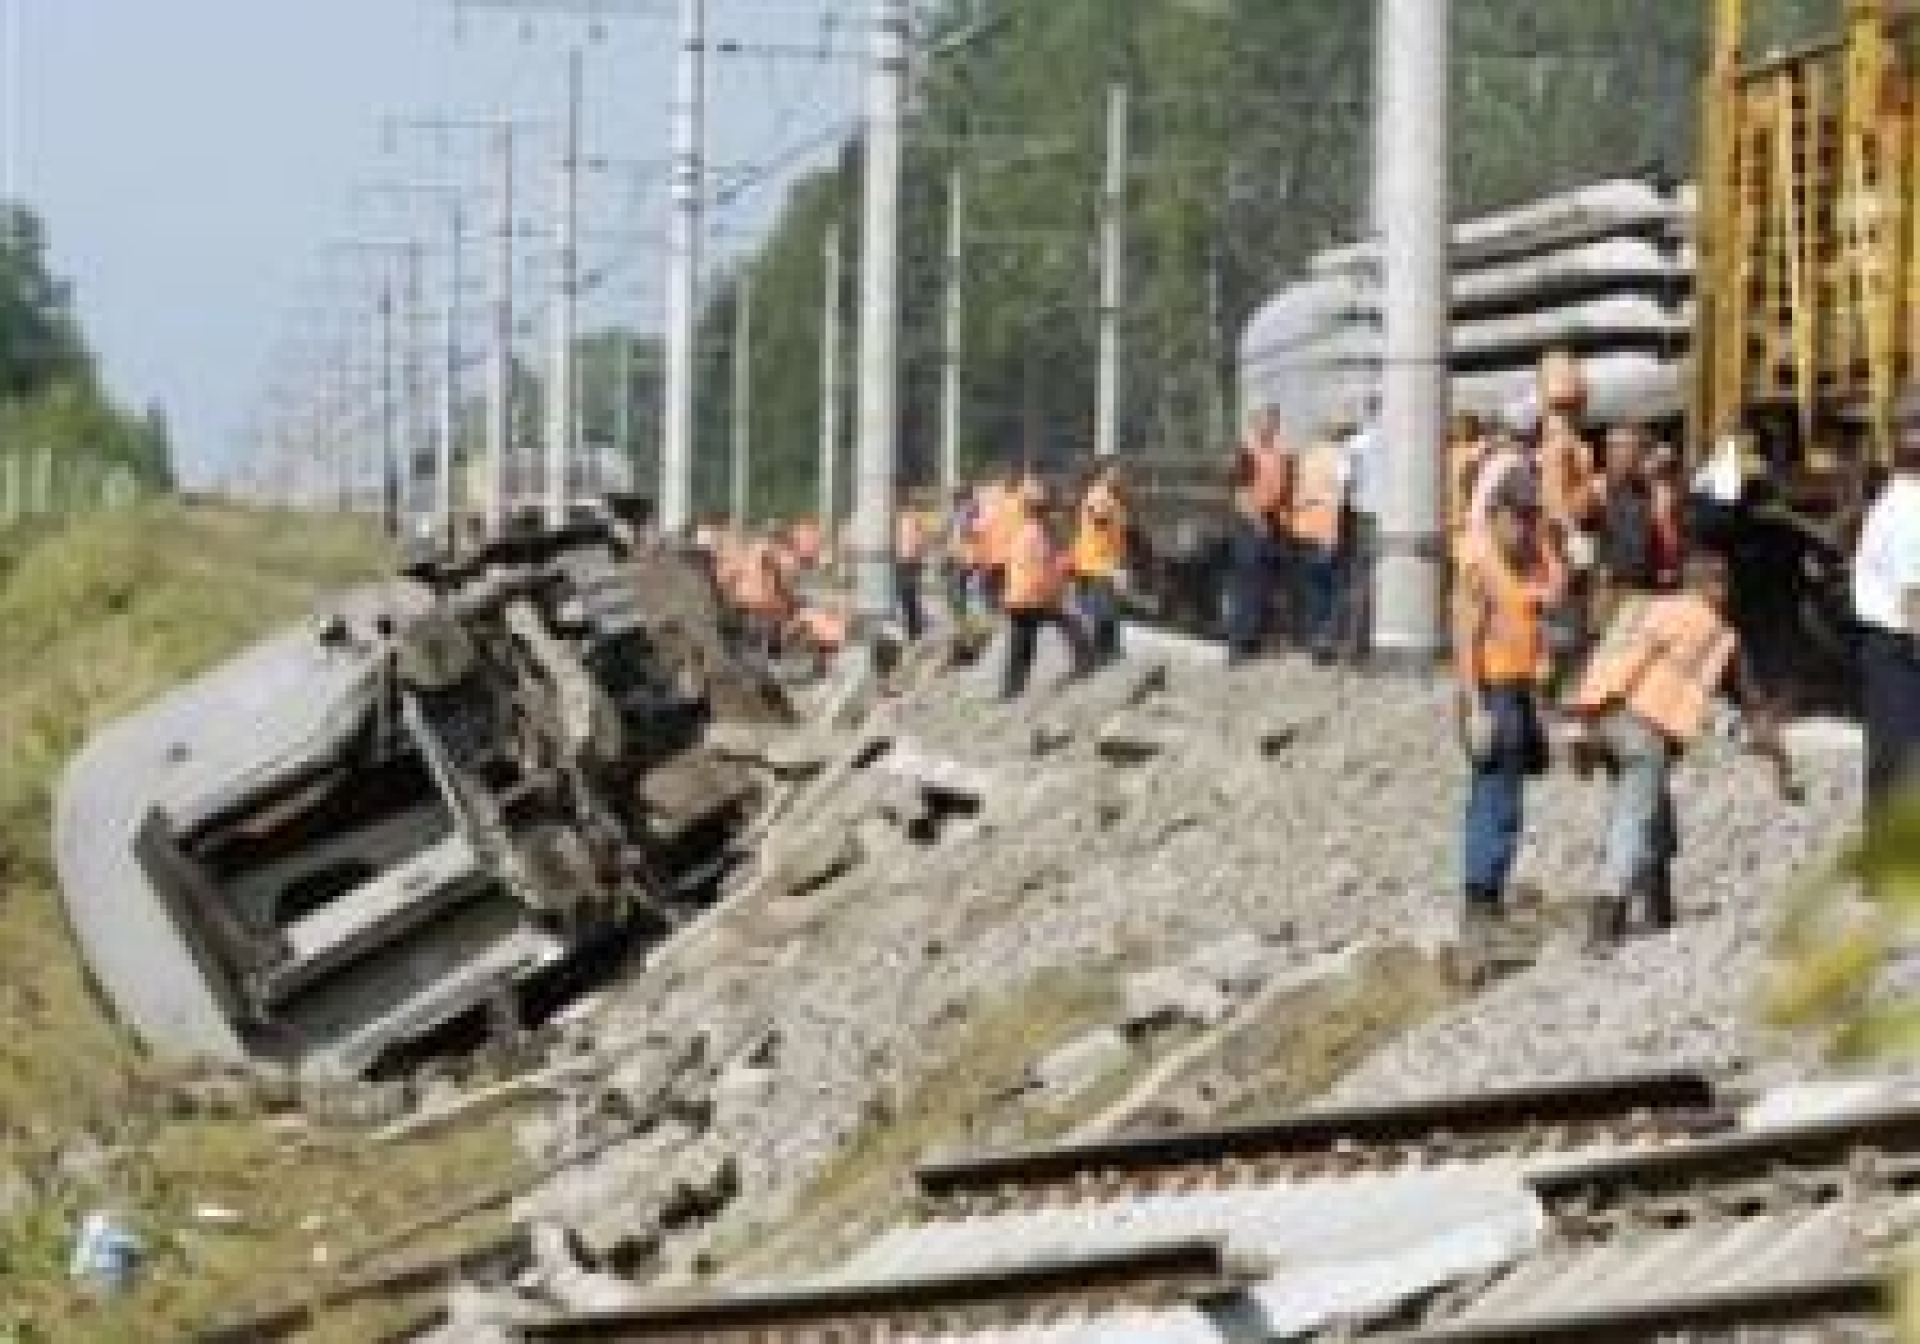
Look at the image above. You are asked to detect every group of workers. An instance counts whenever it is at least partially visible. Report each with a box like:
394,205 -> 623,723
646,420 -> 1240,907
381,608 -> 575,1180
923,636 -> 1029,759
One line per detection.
693,342 -> 1917,971
693,458 -> 1133,703
1225,405 -> 1379,665
1443,351 -> 1793,966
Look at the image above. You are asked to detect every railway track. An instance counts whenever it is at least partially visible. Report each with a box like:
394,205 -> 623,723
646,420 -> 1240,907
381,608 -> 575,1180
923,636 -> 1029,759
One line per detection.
501,1074 -> 1920,1342
1390,1101 -> 1920,1342
502,1071 -> 1768,1342
912,1068 -> 1726,1218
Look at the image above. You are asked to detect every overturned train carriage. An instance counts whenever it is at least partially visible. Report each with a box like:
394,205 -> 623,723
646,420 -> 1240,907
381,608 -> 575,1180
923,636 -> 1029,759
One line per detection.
54,522 -> 788,1077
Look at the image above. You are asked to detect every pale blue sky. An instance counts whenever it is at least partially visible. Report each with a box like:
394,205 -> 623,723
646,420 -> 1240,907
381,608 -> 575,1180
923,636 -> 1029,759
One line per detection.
11,0 -> 863,483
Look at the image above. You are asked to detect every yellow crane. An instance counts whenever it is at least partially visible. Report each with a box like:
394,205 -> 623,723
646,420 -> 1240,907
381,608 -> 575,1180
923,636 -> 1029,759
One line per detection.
1693,0 -> 1920,508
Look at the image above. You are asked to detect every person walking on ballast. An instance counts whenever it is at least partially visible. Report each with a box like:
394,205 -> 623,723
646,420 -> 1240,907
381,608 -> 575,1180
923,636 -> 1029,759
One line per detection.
1564,551 -> 1792,952
1454,473 -> 1562,973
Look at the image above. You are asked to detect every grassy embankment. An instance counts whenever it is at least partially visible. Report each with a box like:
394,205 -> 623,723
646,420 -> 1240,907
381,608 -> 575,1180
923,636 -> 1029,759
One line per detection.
0,504 -> 519,1342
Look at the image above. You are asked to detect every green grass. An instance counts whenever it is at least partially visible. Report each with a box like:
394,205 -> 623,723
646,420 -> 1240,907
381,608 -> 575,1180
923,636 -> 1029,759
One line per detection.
0,503 -> 520,1341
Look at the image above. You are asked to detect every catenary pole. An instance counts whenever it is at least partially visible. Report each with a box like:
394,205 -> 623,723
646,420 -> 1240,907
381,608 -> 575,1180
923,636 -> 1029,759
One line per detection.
1094,82 -> 1128,460
547,48 -> 582,525
1371,0 -> 1451,669
819,222 -> 843,551
437,205 -> 464,548
660,0 -> 705,534
939,170 -> 964,495
488,124 -> 515,532
379,280 -> 400,537
851,0 -> 909,639
730,268 -> 753,528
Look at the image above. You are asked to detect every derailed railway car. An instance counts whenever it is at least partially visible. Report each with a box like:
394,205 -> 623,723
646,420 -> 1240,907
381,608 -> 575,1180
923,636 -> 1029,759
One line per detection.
54,516 -> 788,1077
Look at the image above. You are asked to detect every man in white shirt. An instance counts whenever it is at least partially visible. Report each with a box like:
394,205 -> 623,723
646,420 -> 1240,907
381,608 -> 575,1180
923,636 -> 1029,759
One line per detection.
1853,388 -> 1920,818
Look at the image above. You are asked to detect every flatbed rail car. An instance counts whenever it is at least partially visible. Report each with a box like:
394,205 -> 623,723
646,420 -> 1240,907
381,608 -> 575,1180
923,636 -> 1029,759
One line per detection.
54,516 -> 788,1077
1693,0 -> 1920,512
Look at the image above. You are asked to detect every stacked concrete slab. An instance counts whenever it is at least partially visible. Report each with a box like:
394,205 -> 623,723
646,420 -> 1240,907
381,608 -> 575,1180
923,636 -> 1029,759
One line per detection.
1240,178 -> 1695,439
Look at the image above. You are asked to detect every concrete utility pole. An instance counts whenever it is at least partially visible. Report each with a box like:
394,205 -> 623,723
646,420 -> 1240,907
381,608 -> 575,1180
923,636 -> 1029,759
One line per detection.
661,0 -> 706,535
820,222 -> 843,550
730,269 -> 753,529
1372,0 -> 1451,670
488,123 -> 516,533
615,334 -> 633,491
547,48 -> 583,525
852,0 -> 910,639
939,170 -> 964,496
404,240 -> 430,535
437,205 -> 465,549
378,281 -> 400,537
1094,82 -> 1129,461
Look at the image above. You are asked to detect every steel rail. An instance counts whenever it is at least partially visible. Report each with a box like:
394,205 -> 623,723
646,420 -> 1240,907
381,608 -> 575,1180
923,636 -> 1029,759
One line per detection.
1530,1102 -> 1920,1206
510,1238 -> 1240,1340
1396,1267 -> 1888,1342
915,1070 -> 1723,1206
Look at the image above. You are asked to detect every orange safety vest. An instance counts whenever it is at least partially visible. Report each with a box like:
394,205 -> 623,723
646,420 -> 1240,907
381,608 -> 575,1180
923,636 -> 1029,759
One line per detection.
1539,413 -> 1596,528
1289,439 -> 1345,548
977,484 -> 1022,570
790,604 -> 848,653
1247,441 -> 1291,525
895,508 -> 927,563
1005,516 -> 1067,612
1568,592 -> 1737,746
1070,481 -> 1127,578
789,519 -> 823,569
733,541 -> 793,619
1449,436 -> 1487,536
1457,534 -> 1551,688
1651,477 -> 1684,578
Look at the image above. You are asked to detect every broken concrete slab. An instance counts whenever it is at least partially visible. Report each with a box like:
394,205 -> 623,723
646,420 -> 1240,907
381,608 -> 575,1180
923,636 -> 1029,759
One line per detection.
1118,622 -> 1228,667
1122,965 -> 1236,1033
1030,1027 -> 1135,1104
757,828 -> 864,904
1030,721 -> 1075,757
702,722 -> 853,779
529,1222 -> 648,1312
1180,932 -> 1289,996
878,737 -> 996,803
1095,711 -> 1190,765
712,1063 -> 780,1124
417,1285 -> 546,1344
375,1058 -> 601,1146
1121,659 -> 1171,707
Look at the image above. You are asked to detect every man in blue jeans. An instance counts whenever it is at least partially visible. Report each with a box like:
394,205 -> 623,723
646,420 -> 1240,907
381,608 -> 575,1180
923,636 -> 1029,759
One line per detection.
1453,474 -> 1558,978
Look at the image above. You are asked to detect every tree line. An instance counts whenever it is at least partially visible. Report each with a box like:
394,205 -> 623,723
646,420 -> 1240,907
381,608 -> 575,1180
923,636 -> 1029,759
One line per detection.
0,204 -> 173,522
566,0 -> 1831,525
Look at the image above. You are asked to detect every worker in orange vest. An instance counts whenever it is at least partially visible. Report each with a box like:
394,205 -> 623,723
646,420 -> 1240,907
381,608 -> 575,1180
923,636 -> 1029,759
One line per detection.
1290,419 -> 1353,663
1002,478 -> 1092,700
1224,408 -> 1291,661
1454,471 -> 1563,965
1070,462 -> 1130,664
1564,551 -> 1789,951
788,517 -> 824,572
895,503 -> 928,642
975,469 -> 1024,614
1447,412 -> 1490,564
731,532 -> 797,661
1646,441 -> 1688,588
1538,350 -> 1602,685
